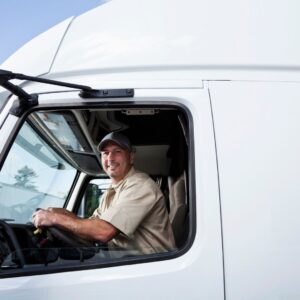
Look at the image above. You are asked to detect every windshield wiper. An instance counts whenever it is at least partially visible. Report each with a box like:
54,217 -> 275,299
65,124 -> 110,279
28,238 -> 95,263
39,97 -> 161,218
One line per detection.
0,69 -> 92,116
0,69 -> 92,91
0,69 -> 134,117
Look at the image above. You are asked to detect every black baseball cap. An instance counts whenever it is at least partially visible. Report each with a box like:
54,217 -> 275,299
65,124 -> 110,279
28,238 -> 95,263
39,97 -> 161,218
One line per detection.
98,132 -> 132,152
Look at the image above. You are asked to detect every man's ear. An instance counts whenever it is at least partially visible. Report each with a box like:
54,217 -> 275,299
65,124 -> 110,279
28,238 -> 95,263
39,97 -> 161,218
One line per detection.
129,152 -> 135,165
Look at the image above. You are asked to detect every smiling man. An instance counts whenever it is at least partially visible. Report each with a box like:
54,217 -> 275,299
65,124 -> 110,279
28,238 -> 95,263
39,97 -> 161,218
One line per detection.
32,132 -> 175,255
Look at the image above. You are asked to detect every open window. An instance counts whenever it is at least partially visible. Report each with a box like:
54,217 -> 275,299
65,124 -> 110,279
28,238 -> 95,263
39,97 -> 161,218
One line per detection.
0,103 -> 193,277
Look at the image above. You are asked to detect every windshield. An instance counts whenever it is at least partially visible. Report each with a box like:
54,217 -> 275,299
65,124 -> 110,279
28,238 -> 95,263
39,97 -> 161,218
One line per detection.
0,89 -> 10,112
0,121 -> 77,223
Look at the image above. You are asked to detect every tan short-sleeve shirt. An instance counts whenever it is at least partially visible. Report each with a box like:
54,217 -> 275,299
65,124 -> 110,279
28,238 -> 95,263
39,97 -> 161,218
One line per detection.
91,167 -> 175,255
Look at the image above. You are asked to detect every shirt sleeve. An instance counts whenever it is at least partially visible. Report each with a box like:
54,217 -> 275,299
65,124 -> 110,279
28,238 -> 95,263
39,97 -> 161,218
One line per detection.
100,178 -> 159,237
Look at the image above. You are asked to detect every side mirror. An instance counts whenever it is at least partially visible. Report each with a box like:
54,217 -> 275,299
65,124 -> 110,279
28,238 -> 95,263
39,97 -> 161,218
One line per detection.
78,179 -> 110,218
82,183 -> 101,218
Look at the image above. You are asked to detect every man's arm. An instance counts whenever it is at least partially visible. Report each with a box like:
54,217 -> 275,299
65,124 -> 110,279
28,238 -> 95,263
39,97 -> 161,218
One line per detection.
32,209 -> 119,243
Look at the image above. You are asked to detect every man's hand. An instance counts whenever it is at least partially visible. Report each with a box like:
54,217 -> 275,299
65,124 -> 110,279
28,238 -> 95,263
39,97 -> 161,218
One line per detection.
32,209 -> 55,228
31,208 -> 119,243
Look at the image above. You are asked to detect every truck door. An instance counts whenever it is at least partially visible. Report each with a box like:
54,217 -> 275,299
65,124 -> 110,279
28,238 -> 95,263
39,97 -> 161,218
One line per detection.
209,81 -> 300,299
0,83 -> 224,300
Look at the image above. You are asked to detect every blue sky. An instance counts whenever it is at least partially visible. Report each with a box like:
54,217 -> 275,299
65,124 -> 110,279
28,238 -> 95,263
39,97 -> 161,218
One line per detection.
0,0 -> 106,64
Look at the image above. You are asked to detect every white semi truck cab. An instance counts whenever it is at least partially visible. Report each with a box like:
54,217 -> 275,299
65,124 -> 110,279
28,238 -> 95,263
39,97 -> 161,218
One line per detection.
1,0 -> 300,299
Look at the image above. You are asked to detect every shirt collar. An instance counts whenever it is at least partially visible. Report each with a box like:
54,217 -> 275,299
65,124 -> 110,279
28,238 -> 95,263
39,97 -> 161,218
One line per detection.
111,166 -> 135,189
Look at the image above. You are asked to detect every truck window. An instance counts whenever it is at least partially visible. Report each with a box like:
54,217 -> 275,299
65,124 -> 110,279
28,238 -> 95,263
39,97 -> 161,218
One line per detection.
0,104 -> 192,277
0,90 -> 10,112
0,121 -> 77,224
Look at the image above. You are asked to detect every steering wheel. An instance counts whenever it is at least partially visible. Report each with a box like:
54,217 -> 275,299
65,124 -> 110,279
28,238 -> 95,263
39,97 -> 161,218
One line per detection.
46,226 -> 95,248
45,226 -> 100,260
0,219 -> 25,267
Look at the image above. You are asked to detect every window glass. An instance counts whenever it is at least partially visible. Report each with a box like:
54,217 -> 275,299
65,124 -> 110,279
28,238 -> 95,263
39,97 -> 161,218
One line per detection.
78,178 -> 111,218
0,122 -> 77,223
36,112 -> 90,151
0,90 -> 9,111
0,105 -> 191,277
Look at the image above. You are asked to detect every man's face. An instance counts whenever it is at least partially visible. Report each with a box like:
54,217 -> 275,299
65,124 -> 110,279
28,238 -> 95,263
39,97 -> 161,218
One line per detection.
101,142 -> 134,183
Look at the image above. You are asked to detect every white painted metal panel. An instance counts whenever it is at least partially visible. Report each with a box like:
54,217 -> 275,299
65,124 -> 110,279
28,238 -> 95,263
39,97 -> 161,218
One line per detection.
51,0 -> 300,74
0,88 -> 224,300
209,81 -> 300,300
0,18 -> 73,76
0,114 -> 19,153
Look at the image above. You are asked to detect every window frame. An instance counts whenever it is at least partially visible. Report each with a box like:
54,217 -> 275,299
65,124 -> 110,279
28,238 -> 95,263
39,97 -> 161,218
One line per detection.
0,99 -> 196,278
